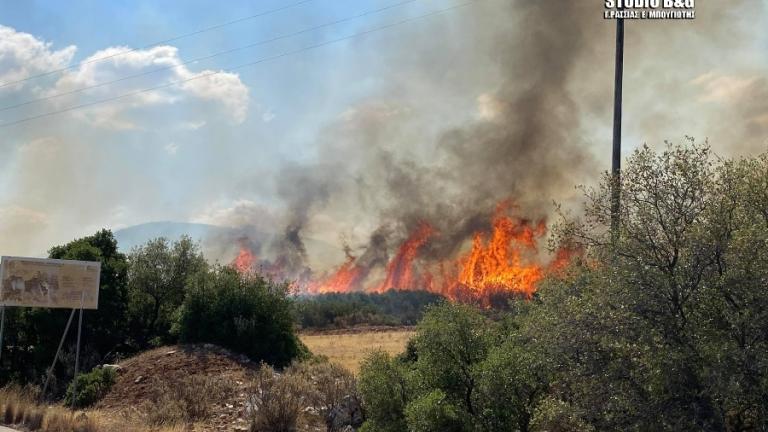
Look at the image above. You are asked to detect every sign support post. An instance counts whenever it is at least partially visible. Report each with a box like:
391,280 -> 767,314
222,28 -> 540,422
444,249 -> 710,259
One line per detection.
70,292 -> 85,410
40,308 -> 77,402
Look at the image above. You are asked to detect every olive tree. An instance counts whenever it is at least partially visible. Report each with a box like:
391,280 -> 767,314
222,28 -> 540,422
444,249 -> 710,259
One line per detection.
534,140 -> 768,431
126,235 -> 206,347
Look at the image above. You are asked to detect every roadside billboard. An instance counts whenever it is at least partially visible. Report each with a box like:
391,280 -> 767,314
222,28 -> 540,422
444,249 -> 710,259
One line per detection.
0,256 -> 100,309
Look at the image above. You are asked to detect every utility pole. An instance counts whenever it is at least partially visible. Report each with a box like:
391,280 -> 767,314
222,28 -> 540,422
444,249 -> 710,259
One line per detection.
611,14 -> 624,243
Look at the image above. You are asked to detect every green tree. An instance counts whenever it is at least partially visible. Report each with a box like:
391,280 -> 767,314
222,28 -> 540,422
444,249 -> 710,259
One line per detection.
126,235 -> 206,347
175,267 -> 303,366
411,303 -> 494,421
534,141 -> 768,430
405,390 -> 462,432
359,302 -> 547,432
358,351 -> 411,432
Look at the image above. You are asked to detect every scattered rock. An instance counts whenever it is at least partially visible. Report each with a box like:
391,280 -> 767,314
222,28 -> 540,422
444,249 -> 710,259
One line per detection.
103,364 -> 123,372
328,395 -> 364,431
134,375 -> 144,384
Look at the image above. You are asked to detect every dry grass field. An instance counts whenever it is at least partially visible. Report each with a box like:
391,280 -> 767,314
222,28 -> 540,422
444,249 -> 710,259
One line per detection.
300,327 -> 415,373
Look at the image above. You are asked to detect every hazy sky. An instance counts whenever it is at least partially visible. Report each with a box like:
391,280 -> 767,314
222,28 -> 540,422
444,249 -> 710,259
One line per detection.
0,0 -> 766,261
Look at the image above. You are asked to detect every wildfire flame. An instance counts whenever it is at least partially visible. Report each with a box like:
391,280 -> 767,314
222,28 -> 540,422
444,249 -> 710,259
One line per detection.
307,255 -> 364,294
451,203 -> 546,299
375,222 -> 435,293
230,201 -> 577,304
232,246 -> 256,274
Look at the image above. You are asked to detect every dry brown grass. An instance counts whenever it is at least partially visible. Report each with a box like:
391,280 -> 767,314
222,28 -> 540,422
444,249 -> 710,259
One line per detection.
141,374 -> 236,427
300,328 -> 415,373
0,385 -> 191,432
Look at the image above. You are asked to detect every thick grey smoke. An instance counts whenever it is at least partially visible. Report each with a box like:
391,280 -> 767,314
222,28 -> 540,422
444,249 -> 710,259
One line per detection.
229,0 -> 764,283
238,0 -> 608,278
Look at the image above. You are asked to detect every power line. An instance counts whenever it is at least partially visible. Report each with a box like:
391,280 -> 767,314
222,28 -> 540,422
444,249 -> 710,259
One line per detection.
0,0 -> 315,89
0,0 -> 476,129
0,0 -> 419,114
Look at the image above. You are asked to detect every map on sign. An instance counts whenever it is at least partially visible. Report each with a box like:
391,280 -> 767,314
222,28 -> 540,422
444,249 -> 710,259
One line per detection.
0,257 -> 101,309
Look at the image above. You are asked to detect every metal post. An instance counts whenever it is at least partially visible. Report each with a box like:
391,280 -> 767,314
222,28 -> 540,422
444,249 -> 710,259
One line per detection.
70,293 -> 85,411
40,308 -> 76,402
611,14 -> 625,243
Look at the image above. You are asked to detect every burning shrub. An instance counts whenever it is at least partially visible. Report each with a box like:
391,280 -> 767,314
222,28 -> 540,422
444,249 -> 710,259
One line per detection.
175,266 -> 305,367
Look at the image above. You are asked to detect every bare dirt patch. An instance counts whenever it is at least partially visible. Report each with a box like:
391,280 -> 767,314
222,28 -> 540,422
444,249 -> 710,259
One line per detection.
97,344 -> 256,431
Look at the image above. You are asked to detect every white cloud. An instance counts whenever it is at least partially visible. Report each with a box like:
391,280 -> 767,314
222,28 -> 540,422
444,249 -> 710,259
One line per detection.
180,120 -> 206,130
0,25 -> 76,91
181,69 -> 249,123
165,141 -> 179,155
28,41 -> 251,128
261,109 -> 275,123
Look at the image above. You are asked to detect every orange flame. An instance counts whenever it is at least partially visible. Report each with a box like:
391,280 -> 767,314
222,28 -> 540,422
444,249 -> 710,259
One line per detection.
231,201 -> 579,304
307,256 -> 364,294
375,222 -> 435,292
232,246 -> 256,273
451,204 -> 546,300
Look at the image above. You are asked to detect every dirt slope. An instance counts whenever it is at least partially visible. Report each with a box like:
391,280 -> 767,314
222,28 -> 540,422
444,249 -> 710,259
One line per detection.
97,344 -> 257,431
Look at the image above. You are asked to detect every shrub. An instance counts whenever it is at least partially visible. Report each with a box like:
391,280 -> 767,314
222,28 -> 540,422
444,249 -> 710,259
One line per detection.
176,267 -> 303,367
405,390 -> 462,432
248,365 -> 305,432
358,351 -> 410,432
293,361 -> 361,431
530,397 -> 595,432
144,375 -> 235,426
64,367 -> 117,408
359,303 -> 547,432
